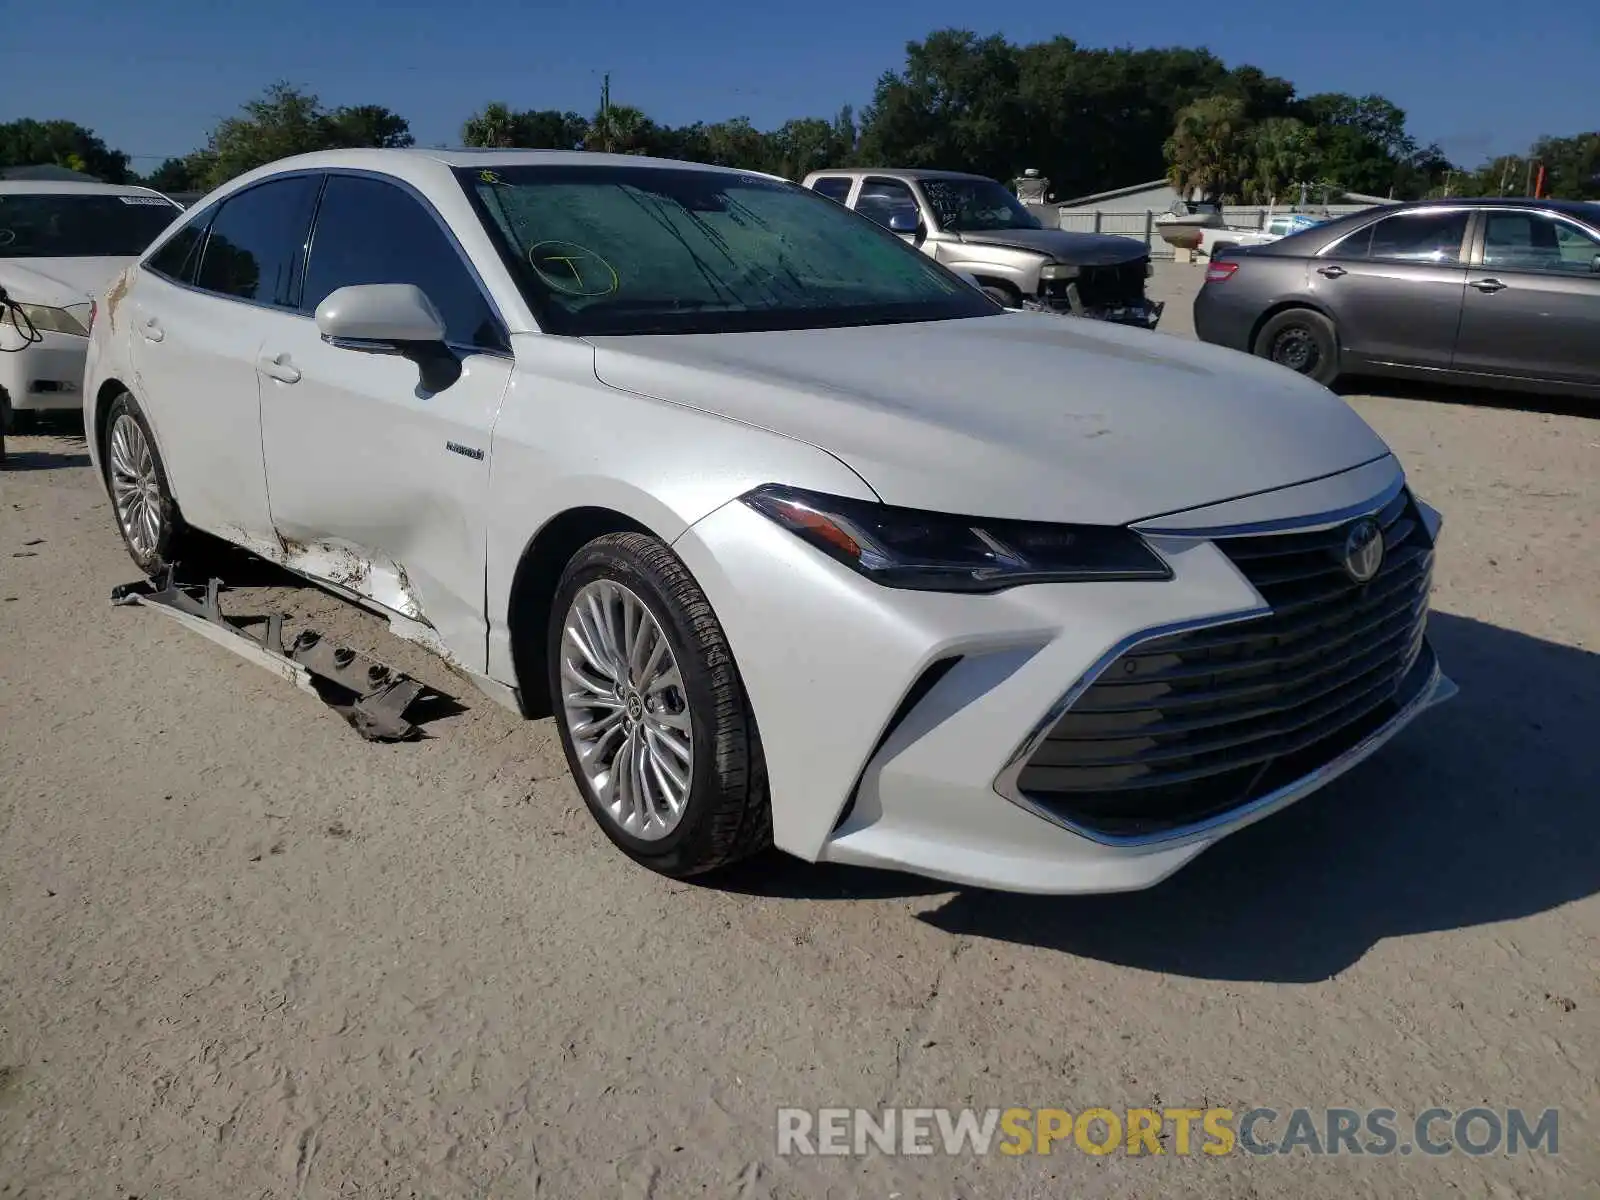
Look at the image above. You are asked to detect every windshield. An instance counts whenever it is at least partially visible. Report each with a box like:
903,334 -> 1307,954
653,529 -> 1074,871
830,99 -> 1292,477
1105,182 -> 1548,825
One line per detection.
456,165 -> 995,336
920,179 -> 1043,233
0,193 -> 181,258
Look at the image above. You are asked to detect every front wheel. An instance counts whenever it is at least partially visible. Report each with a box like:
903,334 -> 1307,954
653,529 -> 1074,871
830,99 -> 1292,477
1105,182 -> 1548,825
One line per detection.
1253,308 -> 1341,387
547,532 -> 771,878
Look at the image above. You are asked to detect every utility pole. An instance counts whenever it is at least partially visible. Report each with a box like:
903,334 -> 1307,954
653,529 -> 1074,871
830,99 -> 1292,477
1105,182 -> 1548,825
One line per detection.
599,72 -> 611,153
1498,157 -> 1515,196
1523,158 -> 1535,197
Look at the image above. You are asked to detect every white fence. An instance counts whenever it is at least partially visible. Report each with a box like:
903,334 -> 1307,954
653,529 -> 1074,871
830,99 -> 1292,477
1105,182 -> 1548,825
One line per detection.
1053,204 -> 1385,258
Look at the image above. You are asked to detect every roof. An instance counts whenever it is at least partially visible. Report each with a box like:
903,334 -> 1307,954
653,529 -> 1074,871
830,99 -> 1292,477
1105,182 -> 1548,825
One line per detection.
805,167 -> 996,184
0,180 -> 172,198
1057,179 -> 1173,207
1393,196 -> 1600,218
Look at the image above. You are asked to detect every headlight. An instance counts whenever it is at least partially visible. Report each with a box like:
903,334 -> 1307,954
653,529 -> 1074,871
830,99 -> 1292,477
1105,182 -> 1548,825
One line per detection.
1039,263 -> 1079,281
1,303 -> 89,337
741,485 -> 1171,593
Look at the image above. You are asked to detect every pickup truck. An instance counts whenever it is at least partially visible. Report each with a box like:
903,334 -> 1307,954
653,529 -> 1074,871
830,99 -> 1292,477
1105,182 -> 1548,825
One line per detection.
801,168 -> 1163,329
1198,212 -> 1327,259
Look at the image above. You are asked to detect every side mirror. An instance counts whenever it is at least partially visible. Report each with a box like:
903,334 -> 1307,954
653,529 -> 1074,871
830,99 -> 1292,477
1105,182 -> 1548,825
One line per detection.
887,210 -> 928,247
315,283 -> 446,346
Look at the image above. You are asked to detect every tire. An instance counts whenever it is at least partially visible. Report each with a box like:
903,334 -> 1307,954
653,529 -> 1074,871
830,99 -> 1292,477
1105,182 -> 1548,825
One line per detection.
100,391 -> 201,576
546,531 -> 771,878
981,284 -> 1020,309
1253,308 -> 1341,387
1210,241 -> 1237,258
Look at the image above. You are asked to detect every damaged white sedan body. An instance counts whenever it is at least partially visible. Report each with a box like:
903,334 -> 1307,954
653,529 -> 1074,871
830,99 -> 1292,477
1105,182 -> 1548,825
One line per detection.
84,149 -> 1454,894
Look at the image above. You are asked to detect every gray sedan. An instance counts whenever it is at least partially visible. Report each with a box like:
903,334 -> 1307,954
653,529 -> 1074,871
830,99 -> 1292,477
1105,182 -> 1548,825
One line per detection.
1193,198 -> 1600,398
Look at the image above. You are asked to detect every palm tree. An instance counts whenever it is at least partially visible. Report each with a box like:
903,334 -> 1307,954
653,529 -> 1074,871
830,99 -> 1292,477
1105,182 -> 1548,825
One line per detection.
1243,117 -> 1314,205
587,103 -> 651,154
1164,95 -> 1249,203
462,103 -> 520,149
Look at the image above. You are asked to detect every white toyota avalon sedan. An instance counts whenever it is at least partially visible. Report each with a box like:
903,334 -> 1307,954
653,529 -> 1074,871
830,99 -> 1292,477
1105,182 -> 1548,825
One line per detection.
1,181 -> 182,432
84,149 -> 1455,894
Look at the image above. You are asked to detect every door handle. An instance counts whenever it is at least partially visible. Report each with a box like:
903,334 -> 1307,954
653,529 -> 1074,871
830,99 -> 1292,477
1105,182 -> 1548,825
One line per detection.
1469,278 -> 1507,293
140,316 -> 164,343
257,351 -> 302,384
1316,265 -> 1347,279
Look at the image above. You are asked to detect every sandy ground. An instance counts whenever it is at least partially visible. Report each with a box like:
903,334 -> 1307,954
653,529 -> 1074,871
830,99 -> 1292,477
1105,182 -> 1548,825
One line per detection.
2,263 -> 1597,1198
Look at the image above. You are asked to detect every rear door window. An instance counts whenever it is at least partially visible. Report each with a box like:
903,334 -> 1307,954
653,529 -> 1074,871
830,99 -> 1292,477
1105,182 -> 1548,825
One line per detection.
194,175 -> 321,307
1334,210 -> 1470,265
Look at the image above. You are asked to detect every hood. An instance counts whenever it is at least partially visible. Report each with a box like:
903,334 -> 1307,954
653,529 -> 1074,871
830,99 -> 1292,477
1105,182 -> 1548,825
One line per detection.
0,256 -> 137,308
953,227 -> 1148,266
588,313 -> 1392,527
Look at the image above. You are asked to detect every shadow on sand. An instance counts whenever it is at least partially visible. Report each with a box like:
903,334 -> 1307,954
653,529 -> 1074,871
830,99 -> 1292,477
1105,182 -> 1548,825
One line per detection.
712,611 -> 1599,982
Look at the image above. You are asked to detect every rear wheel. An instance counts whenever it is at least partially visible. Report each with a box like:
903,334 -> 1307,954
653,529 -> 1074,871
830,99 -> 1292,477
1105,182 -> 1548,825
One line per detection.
101,392 -> 200,576
547,532 -> 771,878
1253,308 -> 1341,387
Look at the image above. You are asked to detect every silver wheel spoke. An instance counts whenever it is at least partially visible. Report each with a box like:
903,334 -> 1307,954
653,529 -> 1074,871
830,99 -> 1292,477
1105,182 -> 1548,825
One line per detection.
558,578 -> 694,842
108,415 -> 162,557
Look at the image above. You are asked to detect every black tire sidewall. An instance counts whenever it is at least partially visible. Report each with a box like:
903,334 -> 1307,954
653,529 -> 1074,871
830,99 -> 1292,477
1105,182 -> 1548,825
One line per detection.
102,392 -> 185,576
1255,309 -> 1340,386
982,285 -> 1018,308
546,535 -> 751,875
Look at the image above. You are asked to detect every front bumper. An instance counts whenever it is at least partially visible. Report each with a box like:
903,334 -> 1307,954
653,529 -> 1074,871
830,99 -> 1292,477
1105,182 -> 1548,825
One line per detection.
0,328 -> 89,412
671,472 -> 1453,895
1028,289 -> 1164,330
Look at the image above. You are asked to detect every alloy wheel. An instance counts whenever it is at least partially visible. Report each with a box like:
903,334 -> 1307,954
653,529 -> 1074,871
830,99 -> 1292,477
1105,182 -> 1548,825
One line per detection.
558,579 -> 694,841
108,413 -> 163,558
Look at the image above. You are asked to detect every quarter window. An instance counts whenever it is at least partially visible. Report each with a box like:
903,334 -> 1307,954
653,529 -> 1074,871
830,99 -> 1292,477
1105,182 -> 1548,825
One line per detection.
194,176 -> 320,306
1336,210 -> 1470,264
1482,212 -> 1600,274
810,177 -> 853,204
302,175 -> 504,350
146,219 -> 207,284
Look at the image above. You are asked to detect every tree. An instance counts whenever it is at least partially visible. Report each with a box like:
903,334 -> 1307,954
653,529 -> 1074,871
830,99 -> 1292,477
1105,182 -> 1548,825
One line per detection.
587,103 -> 654,154
1528,131 -> 1600,200
141,155 -> 208,193
1242,117 -> 1315,203
1164,95 -> 1250,201
0,119 -> 132,182
856,30 -> 1023,183
461,104 -> 586,150
326,105 -> 414,149
199,83 -> 413,188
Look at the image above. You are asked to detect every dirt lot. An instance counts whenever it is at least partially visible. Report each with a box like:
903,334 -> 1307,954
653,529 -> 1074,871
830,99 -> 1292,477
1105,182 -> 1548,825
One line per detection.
2,263 -> 1596,1198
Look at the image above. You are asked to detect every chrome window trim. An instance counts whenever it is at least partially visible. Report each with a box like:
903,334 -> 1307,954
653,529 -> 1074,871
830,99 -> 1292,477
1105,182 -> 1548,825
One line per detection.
1317,205 -> 1476,264
991,480 -> 1448,846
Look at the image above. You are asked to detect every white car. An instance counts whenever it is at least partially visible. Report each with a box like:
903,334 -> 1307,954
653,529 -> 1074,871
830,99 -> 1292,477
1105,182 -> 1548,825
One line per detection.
0,181 -> 182,432
84,149 -> 1455,894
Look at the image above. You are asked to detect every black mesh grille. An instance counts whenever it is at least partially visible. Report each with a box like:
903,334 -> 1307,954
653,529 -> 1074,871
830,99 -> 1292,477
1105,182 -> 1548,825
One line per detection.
1017,489 -> 1435,835
1075,259 -> 1150,307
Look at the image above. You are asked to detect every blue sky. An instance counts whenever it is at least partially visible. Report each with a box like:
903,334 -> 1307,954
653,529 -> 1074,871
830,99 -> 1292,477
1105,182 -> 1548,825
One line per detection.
4,0 -> 1594,173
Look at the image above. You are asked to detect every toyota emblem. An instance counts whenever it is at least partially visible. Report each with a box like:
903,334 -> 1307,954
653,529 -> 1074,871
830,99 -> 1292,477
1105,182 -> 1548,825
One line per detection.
1342,518 -> 1384,584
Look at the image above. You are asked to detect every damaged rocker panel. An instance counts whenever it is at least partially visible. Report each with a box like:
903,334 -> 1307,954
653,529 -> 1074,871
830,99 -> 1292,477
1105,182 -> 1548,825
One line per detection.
111,567 -> 430,742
